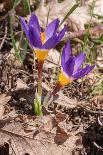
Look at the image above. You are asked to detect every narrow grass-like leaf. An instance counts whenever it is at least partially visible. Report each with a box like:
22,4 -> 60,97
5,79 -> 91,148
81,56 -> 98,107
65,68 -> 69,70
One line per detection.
93,14 -> 103,19
59,3 -> 79,27
46,3 -> 52,27
23,0 -> 31,16
10,15 -> 27,64
10,16 -> 23,63
13,0 -> 21,10
82,0 -> 95,51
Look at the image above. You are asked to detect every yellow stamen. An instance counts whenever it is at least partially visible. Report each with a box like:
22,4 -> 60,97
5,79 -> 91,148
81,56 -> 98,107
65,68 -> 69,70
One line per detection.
58,71 -> 73,86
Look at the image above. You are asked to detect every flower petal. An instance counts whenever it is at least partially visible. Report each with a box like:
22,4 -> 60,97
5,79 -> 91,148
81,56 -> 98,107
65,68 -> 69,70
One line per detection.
79,65 -> 95,78
73,64 -> 95,80
42,35 -> 58,49
61,41 -> 72,68
29,25 -> 42,48
45,19 -> 59,40
74,52 -> 86,72
62,57 -> 75,77
57,26 -> 67,42
20,16 -> 29,38
29,13 -> 41,35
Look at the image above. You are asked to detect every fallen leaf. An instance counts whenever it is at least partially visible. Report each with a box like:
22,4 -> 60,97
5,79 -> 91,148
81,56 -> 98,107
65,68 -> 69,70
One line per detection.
0,115 -> 84,155
91,95 -> 103,104
0,106 -> 5,120
55,111 -> 67,123
0,94 -> 11,106
44,49 -> 60,69
42,82 -> 78,109
15,78 -> 29,91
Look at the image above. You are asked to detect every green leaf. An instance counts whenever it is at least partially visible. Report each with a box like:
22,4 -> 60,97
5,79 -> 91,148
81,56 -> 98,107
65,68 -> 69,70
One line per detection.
23,0 -> 31,16
13,0 -> 21,10
34,92 -> 43,116
10,15 -> 27,64
59,3 -> 79,27
99,34 -> 103,43
93,14 -> 103,19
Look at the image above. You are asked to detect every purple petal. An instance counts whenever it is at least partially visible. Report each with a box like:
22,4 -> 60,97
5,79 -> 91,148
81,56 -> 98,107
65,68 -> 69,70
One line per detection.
29,25 -> 42,48
73,65 -> 89,79
73,65 -> 95,80
79,65 -> 95,78
20,16 -> 29,38
29,13 -> 41,35
45,19 -> 59,40
74,53 -> 86,72
57,26 -> 67,42
62,57 -> 75,77
43,25 -> 67,49
61,41 -> 72,68
42,35 -> 58,49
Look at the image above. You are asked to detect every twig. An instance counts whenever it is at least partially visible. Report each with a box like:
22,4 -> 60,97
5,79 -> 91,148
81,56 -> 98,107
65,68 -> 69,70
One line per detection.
0,21 -> 7,50
93,141 -> 103,152
77,103 -> 103,115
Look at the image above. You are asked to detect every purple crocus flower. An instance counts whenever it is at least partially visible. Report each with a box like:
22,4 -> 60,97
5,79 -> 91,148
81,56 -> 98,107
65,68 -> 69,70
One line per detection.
58,41 -> 95,86
20,13 -> 67,61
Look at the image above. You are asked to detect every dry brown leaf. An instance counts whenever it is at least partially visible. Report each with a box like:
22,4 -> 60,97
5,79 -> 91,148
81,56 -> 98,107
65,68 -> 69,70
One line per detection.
44,49 -> 60,69
0,94 -> 11,106
91,95 -> 103,104
55,111 -> 67,123
15,78 -> 29,91
34,115 -> 55,132
0,106 -> 5,120
42,82 -> 78,109
54,125 -> 70,145
0,114 -> 84,155
0,129 -> 35,155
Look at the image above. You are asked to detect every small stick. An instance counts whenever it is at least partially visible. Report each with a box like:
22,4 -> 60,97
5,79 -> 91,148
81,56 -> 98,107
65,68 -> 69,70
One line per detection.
0,21 -> 7,50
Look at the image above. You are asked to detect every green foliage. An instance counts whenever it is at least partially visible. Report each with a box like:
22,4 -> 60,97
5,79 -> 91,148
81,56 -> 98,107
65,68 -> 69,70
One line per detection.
59,3 -> 79,27
13,0 -> 21,10
10,16 -> 28,64
92,80 -> 103,95
13,0 -> 31,16
10,0 -> 29,64
58,0 -> 64,3
99,34 -> 103,43
93,14 -> 103,20
23,0 -> 31,16
34,92 -> 43,116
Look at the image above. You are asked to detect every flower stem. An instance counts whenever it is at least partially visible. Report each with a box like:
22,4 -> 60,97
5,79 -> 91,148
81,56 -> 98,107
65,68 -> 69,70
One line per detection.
34,60 -> 44,116
51,82 -> 63,95
38,60 -> 44,99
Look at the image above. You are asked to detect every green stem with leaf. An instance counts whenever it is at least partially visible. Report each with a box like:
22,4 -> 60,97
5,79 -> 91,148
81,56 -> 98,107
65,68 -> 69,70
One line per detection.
34,60 -> 44,116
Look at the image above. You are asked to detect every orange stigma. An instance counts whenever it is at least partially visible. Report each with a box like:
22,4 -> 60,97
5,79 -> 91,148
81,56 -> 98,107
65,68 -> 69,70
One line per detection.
34,32 -> 48,61
40,32 -> 46,44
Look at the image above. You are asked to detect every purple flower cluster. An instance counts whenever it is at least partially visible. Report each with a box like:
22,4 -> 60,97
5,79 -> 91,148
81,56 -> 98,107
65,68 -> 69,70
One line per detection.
20,13 -> 95,86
